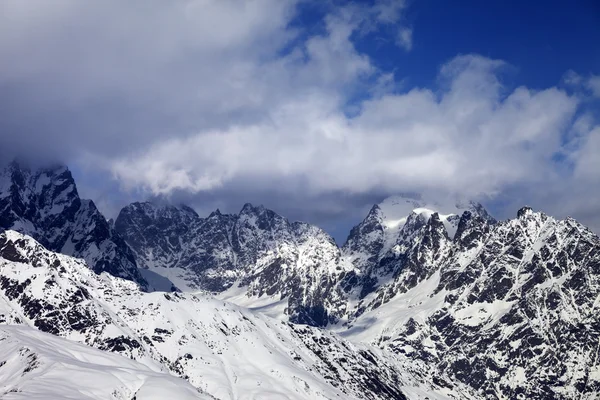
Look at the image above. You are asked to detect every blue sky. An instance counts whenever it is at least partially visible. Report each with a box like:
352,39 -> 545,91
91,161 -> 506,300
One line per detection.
370,0 -> 599,88
0,0 -> 599,241
291,1 -> 600,88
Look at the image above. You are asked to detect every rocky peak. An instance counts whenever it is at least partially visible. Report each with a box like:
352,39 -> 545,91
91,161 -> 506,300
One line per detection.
345,195 -> 494,262
115,198 -> 345,325
240,202 -> 260,212
341,205 -> 384,264
424,212 -> 449,240
398,210 -> 430,237
465,200 -> 497,223
453,210 -> 494,250
236,202 -> 284,231
517,205 -> 534,218
115,200 -> 232,290
206,208 -> 229,221
0,164 -> 27,227
402,211 -> 451,277
231,204 -> 293,266
511,207 -> 548,241
238,203 -> 272,220
1,163 -> 77,229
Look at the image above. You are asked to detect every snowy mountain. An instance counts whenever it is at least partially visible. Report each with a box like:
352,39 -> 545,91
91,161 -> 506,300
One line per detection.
3,166 -> 600,398
342,194 -> 496,271
335,194 -> 497,323
0,229 -> 414,400
0,161 -> 149,290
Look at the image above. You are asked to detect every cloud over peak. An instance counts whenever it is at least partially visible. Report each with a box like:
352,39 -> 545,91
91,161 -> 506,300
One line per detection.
0,0 -> 599,233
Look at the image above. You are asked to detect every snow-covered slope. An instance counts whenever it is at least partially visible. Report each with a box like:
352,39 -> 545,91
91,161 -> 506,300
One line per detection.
0,230 -> 410,400
0,325 -> 210,400
0,161 -> 149,290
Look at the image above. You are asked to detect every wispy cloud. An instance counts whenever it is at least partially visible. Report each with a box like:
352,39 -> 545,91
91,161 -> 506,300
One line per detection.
396,27 -> 413,51
587,75 -> 600,97
563,70 -> 600,98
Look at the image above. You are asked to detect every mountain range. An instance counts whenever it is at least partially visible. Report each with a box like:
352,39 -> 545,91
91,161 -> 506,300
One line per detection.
1,161 -> 600,399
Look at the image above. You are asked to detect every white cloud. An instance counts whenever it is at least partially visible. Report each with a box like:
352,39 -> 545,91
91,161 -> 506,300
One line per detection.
376,0 -> 413,51
372,0 -> 408,23
573,125 -> 600,180
563,69 -> 583,86
110,55 -> 579,205
344,0 -> 413,52
0,0 -> 300,154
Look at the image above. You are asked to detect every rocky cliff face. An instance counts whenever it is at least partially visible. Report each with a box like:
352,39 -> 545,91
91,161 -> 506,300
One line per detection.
340,195 -> 496,303
0,161 -> 148,289
113,194 -> 500,326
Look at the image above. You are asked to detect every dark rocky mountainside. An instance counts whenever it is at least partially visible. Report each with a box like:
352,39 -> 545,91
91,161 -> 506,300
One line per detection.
114,194 -> 498,327
342,207 -> 600,399
0,161 -> 149,289
115,201 -> 348,326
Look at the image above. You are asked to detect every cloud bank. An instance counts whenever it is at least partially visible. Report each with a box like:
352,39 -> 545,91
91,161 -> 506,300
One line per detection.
0,0 -> 598,234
